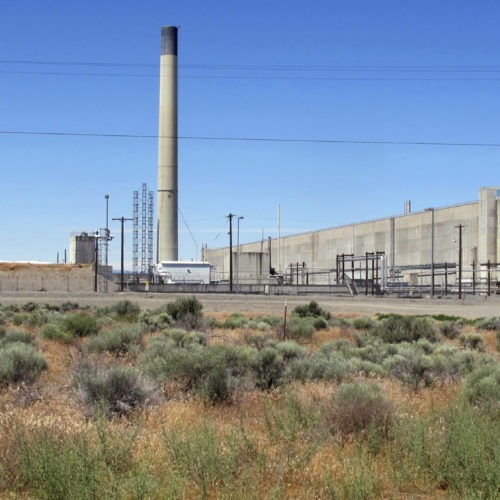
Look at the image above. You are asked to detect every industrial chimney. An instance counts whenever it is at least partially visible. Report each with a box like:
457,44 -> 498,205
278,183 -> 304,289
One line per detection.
157,26 -> 178,262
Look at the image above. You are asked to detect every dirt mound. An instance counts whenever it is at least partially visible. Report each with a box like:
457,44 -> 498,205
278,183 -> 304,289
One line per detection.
0,263 -> 98,293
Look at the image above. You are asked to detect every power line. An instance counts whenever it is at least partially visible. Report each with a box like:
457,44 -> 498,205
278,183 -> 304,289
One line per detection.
3,59 -> 500,72
1,129 -> 500,148
3,69 -> 500,81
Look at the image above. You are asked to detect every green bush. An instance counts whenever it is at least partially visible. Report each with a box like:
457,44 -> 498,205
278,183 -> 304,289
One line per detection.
440,321 -> 462,339
166,296 -> 203,330
107,300 -> 141,321
293,300 -> 331,320
475,316 -> 500,331
0,330 -> 36,348
74,361 -> 158,417
462,365 -> 500,415
63,313 -> 99,337
459,333 -> 486,352
352,317 -> 375,330
384,350 -> 434,390
326,383 -> 393,437
308,355 -> 356,383
251,347 -> 285,390
274,341 -> 307,361
433,402 -> 500,497
85,324 -> 146,355
222,313 -> 248,329
0,342 -> 48,385
140,338 -> 250,399
60,301 -> 80,312
139,309 -> 173,330
163,328 -> 207,347
286,316 -> 316,342
373,315 -> 438,343
40,323 -> 73,343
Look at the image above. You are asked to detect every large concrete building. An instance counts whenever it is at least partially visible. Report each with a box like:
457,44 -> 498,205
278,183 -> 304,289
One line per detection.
204,187 -> 500,293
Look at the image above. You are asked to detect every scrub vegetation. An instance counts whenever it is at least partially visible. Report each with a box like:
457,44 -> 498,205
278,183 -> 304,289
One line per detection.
0,299 -> 498,498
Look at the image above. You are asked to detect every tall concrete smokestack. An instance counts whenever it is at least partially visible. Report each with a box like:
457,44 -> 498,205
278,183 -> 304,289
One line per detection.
157,26 -> 178,262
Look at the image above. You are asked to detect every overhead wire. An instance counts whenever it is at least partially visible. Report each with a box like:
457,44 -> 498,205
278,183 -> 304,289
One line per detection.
1,130 -> 500,148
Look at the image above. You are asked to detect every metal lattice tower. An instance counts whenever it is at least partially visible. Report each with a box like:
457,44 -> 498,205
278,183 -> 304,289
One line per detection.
148,190 -> 154,273
133,191 -> 139,278
141,183 -> 147,274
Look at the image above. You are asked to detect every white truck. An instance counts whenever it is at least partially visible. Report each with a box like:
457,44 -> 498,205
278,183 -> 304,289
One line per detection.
153,261 -> 211,284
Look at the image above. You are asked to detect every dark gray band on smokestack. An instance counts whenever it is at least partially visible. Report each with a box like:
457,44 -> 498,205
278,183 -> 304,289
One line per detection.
161,26 -> 178,56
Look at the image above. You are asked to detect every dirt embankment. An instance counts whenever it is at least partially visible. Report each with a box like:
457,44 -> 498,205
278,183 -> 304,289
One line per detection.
0,263 -> 97,293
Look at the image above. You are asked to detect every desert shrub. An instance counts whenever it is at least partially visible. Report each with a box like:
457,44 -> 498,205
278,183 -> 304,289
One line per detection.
308,355 -> 356,383
246,318 -> 272,331
0,342 -> 48,385
312,316 -> 329,330
139,309 -> 173,330
243,332 -> 275,349
40,323 -> 73,343
440,321 -> 462,339
222,313 -> 248,329
0,330 -> 35,348
462,364 -> 500,415
433,402 -> 500,497
85,324 -> 146,355
286,316 -> 316,342
162,422 -> 255,499
108,300 -> 141,321
21,310 -> 49,328
166,296 -> 203,330
293,300 -> 331,320
163,328 -> 207,347
74,361 -> 158,417
251,347 -> 285,390
459,333 -> 486,352
475,316 -> 500,331
326,383 -> 393,437
63,313 -> 99,337
21,301 -> 39,312
497,331 -> 500,352
383,343 -> 436,389
373,315 -> 438,343
274,341 -> 307,361
60,301 -> 80,312
351,358 -> 386,377
197,362 -> 233,404
0,324 -> 5,337
140,338 -> 249,399
352,317 -> 375,330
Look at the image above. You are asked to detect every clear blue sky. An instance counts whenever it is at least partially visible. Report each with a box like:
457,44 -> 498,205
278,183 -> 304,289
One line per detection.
1,1 -> 500,268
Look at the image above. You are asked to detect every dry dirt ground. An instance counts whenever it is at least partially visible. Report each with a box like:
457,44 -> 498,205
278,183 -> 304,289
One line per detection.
1,262 -> 499,318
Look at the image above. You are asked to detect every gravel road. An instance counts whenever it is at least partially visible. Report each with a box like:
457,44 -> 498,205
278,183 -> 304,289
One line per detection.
1,291 -> 499,319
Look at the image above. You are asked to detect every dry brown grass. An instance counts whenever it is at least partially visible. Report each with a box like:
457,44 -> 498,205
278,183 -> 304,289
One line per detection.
0,308 -> 497,499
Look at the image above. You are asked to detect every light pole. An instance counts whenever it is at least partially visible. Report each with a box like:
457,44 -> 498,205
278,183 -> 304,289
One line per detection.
425,208 -> 435,297
237,216 -> 244,292
455,224 -> 464,299
227,213 -> 234,292
112,216 -> 133,292
104,194 -> 110,293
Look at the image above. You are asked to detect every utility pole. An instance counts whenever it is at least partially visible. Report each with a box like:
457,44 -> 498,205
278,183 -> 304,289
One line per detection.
455,224 -> 464,299
104,194 -> 110,293
227,213 -> 234,292
113,216 -> 133,292
94,231 -> 100,292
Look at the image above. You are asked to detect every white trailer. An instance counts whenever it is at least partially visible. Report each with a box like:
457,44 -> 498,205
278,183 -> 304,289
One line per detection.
154,261 -> 211,284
